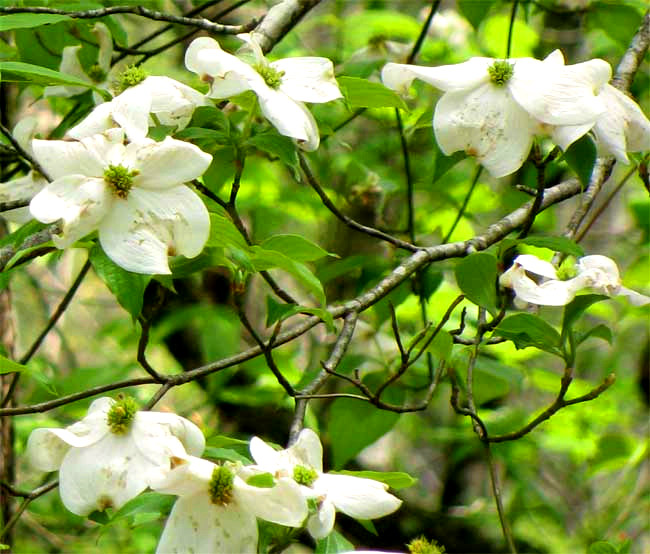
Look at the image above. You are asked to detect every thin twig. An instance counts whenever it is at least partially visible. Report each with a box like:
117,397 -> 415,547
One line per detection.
136,319 -> 166,382
0,480 -> 58,541
442,167 -> 481,244
0,6 -> 256,36
506,1 -> 519,58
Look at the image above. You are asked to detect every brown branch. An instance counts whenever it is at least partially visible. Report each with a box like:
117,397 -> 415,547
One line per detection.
253,0 -> 322,54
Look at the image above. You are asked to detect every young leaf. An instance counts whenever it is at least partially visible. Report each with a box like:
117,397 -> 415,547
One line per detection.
261,234 -> 333,263
315,531 -> 354,554
246,473 -> 275,488
0,61 -> 105,96
337,76 -> 407,110
89,245 -> 151,319
332,470 -> 417,489
0,14 -> 70,31
246,132 -> 298,171
561,294 -> 609,343
493,313 -> 562,356
518,235 -> 585,258
458,0 -> 494,29
0,354 -> 26,375
455,252 -> 498,316
564,134 -> 597,188
575,324 -> 613,347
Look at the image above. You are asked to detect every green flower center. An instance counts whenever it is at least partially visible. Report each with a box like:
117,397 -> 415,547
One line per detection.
104,164 -> 138,199
106,395 -> 138,435
209,466 -> 235,505
254,63 -> 285,89
114,65 -> 147,94
293,465 -> 318,487
407,536 -> 446,554
488,60 -> 514,86
87,64 -> 107,84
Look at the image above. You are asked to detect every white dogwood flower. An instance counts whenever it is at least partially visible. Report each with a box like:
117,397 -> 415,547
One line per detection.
26,396 -> 205,516
29,128 -> 211,274
382,50 -> 610,177
250,429 -> 402,539
68,72 -> 208,141
185,33 -> 342,151
499,254 -> 650,307
44,22 -> 115,104
149,454 -> 307,554
590,84 -> 650,163
0,117 -> 48,223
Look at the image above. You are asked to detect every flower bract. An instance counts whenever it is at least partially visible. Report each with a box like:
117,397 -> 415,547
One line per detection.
381,50 -> 611,177
26,396 -> 205,516
185,33 -> 342,151
29,129 -> 212,274
499,254 -> 650,307
149,454 -> 307,553
250,428 -> 402,539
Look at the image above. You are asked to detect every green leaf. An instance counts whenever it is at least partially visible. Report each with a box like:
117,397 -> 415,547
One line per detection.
266,296 -> 335,332
0,354 -> 26,375
315,530 -> 354,554
175,127 -> 231,144
89,245 -> 151,319
246,473 -> 275,488
493,313 -> 562,356
250,246 -> 325,305
337,76 -> 407,110
428,330 -> 453,362
458,0 -> 494,29
207,212 -> 249,250
332,470 -> 416,490
564,134 -> 597,188
455,252 -> 498,316
576,324 -> 612,347
261,234 -> 332,263
589,2 -> 644,48
432,138 -> 467,183
588,541 -> 618,554
0,14 -> 70,31
108,492 -> 174,524
203,446 -> 251,464
518,235 -> 584,258
188,105 -> 230,132
246,132 -> 298,171
562,294 -> 609,343
0,61 -> 106,97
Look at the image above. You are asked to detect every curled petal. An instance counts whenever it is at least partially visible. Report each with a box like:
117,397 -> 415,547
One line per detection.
234,476 -> 307,527
92,22 -> 113,73
44,46 -> 88,98
13,117 -> 38,152
148,454 -> 214,498
132,137 -> 212,190
257,90 -> 320,150
141,76 -> 207,129
30,175 -> 112,248
616,287 -> 650,307
155,495 -> 258,554
315,474 -> 402,520
434,84 -> 536,177
98,185 -> 209,274
549,122 -> 594,151
272,57 -> 342,103
500,265 -> 579,306
382,58 -> 491,95
307,498 -> 336,539
513,254 -> 559,279
67,102 -> 115,140
289,428 -> 324,472
111,86 -> 153,142
136,411 -> 205,457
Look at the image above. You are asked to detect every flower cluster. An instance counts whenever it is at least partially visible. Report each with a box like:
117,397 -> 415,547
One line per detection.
382,50 -> 650,177
27,398 -> 401,552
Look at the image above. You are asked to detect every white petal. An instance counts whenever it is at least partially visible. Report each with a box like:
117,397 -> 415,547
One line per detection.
131,137 -> 212,190
315,474 -> 402,520
98,185 -> 209,274
513,254 -> 559,279
67,102 -> 115,140
616,287 -> 650,307
235,476 -> 307,526
44,46 -> 88,97
257,90 -> 320,149
13,117 -> 38,151
236,33 -> 266,65
543,49 -> 565,66
136,411 -> 205,457
433,84 -> 536,177
111,85 -> 152,142
148,454 -> 214,497
58,433 -> 154,515
140,76 -> 207,129
290,428 -> 323,472
31,136 -> 110,181
500,265 -> 578,306
92,22 -> 113,74
272,57 -> 342,103
381,58 -> 491,95
512,58 -> 610,126
549,122 -> 594,151
156,495 -> 258,554
30,175 -> 112,248
0,173 -> 47,223
307,498 -> 336,539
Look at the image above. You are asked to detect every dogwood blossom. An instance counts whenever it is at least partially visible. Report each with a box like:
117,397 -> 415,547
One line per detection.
382,50 -> 610,177
29,128 -> 211,274
68,73 -> 208,141
250,429 -> 402,539
149,454 -> 307,553
44,22 -> 115,104
0,117 -> 47,223
26,396 -> 205,516
499,254 -> 650,307
590,84 -> 650,163
185,33 -> 342,151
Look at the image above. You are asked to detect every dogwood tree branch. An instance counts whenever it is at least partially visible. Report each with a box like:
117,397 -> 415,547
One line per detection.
0,6 -> 257,35
253,0 -> 322,53
611,8 -> 650,92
